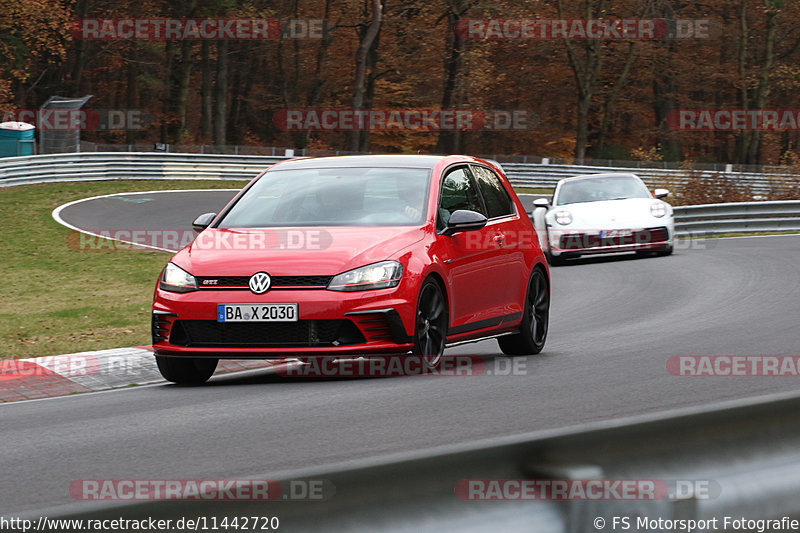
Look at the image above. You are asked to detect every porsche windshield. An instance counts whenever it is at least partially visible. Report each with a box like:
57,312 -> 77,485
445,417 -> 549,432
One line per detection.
218,167 -> 431,227
556,176 -> 652,205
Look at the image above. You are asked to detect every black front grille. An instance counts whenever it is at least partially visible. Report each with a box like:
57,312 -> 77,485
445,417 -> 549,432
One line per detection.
169,319 -> 365,348
197,275 -> 333,289
647,227 -> 669,242
273,276 -> 333,287
198,276 -> 250,287
560,226 -> 669,250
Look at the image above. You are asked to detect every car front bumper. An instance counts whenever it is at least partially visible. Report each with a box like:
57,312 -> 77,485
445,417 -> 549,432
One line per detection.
549,225 -> 673,257
152,286 -> 416,358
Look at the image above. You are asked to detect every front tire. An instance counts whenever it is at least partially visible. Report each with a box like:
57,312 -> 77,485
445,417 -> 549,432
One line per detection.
412,278 -> 448,368
156,356 -> 218,385
637,244 -> 673,257
498,267 -> 549,355
655,244 -> 674,256
547,251 -> 566,266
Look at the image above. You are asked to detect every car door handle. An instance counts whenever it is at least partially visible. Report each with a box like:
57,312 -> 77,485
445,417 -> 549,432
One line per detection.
493,234 -> 505,245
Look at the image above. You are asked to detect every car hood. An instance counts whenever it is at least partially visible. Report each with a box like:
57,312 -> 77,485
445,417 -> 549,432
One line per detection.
547,198 -> 670,229
172,226 -> 426,276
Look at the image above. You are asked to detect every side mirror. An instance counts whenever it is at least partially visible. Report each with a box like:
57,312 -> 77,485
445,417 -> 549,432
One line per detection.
443,209 -> 488,236
533,198 -> 550,209
653,189 -> 670,199
192,212 -> 217,232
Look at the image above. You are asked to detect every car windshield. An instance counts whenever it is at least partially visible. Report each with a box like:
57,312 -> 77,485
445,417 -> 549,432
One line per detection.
556,176 -> 651,205
217,167 -> 430,227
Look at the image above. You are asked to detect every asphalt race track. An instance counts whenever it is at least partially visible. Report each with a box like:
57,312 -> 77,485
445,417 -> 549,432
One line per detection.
53,190 -> 545,252
4,191 -> 800,515
55,190 -> 241,250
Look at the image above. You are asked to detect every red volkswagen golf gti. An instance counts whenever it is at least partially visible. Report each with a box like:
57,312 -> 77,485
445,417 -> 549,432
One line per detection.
152,155 -> 550,383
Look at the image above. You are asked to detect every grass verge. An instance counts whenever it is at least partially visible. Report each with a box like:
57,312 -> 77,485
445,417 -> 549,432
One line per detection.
1,180 -> 247,358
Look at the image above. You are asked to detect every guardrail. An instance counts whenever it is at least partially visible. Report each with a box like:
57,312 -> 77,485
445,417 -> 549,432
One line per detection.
4,152 -> 800,237
673,201 -> 800,236
500,162 -> 799,195
2,153 -> 799,194
19,390 -> 800,532
0,152 -> 283,187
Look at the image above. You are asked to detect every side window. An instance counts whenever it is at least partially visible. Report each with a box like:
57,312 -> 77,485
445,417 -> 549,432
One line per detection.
471,165 -> 515,219
438,167 -> 485,229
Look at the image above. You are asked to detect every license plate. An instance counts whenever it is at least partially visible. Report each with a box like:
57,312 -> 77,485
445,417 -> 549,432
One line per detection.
217,303 -> 298,322
600,229 -> 633,239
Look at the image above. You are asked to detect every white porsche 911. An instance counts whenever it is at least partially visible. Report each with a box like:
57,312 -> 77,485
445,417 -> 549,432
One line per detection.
532,173 -> 674,265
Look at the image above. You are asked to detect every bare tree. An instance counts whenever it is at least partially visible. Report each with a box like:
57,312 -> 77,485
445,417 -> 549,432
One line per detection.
347,0 -> 383,152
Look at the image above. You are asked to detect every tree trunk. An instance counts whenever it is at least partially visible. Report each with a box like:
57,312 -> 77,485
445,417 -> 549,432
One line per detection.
166,41 -> 193,143
745,7 -> 778,165
558,0 -> 605,163
228,44 -> 243,145
69,0 -> 90,94
346,0 -> 383,152
735,0 -> 750,165
299,0 -> 335,149
200,41 -> 212,141
214,40 -> 228,147
436,6 -> 466,154
160,40 -> 173,143
595,42 -> 636,158
358,2 -> 385,153
125,51 -> 138,145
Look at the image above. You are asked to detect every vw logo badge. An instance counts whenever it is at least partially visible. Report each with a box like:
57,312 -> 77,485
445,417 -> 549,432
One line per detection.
249,272 -> 271,294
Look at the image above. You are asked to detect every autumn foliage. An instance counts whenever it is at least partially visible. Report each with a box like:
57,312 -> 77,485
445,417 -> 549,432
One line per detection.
1,0 -> 799,165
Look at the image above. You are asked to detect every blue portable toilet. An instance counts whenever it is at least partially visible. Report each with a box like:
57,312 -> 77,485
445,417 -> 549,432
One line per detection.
0,122 -> 35,157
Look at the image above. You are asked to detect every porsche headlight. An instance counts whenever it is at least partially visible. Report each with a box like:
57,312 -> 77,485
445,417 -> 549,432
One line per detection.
160,262 -> 198,293
650,202 -> 667,218
327,261 -> 403,292
555,210 -> 573,225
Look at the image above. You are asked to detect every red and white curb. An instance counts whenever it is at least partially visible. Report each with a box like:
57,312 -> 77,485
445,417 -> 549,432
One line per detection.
0,347 -> 277,403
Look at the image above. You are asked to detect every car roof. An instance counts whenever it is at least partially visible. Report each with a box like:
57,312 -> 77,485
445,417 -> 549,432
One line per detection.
269,154 -> 460,170
559,172 -> 642,183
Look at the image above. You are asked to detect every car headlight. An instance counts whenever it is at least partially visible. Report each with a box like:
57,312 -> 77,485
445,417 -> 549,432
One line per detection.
554,210 -> 573,225
650,202 -> 667,218
160,262 -> 198,293
327,261 -> 403,292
